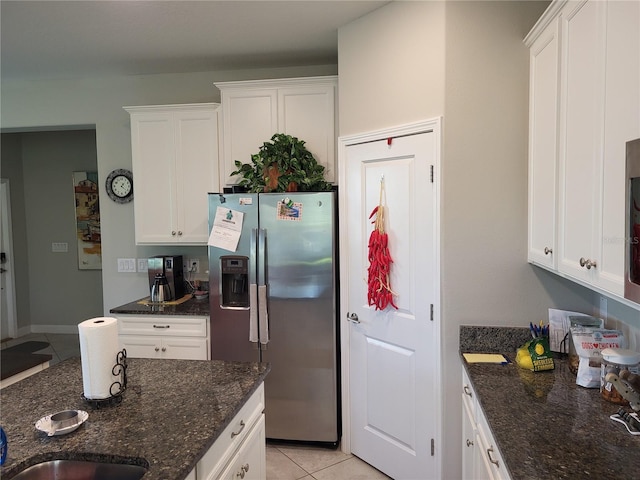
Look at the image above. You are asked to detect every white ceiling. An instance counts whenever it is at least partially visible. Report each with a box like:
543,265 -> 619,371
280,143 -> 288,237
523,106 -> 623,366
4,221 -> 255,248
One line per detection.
1,0 -> 388,81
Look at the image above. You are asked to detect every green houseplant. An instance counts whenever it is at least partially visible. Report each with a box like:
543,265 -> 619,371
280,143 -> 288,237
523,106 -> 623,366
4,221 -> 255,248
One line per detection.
230,133 -> 332,193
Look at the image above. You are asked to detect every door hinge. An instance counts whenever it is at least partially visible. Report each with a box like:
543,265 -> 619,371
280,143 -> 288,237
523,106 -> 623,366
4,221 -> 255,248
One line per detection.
430,304 -> 434,321
430,165 -> 434,183
431,438 -> 435,456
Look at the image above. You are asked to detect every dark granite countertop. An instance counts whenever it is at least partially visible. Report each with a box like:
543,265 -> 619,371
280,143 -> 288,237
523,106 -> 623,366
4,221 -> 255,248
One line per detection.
460,326 -> 640,479
0,357 -> 269,480
110,296 -> 210,316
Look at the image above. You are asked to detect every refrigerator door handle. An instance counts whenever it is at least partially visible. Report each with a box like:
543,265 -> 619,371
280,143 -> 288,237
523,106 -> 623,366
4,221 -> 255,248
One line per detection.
258,285 -> 269,347
257,228 -> 269,347
249,228 -> 259,345
249,284 -> 258,344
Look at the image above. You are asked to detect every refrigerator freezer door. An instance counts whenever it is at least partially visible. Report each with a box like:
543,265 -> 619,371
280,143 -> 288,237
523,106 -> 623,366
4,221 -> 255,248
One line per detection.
259,192 -> 339,442
209,193 -> 260,362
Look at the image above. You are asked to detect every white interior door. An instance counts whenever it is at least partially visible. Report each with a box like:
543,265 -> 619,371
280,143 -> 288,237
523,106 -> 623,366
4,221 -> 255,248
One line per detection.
342,123 -> 440,480
1,179 -> 18,340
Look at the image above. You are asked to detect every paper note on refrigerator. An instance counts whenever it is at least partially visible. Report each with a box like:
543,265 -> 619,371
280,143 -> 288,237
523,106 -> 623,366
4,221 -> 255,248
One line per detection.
208,207 -> 244,252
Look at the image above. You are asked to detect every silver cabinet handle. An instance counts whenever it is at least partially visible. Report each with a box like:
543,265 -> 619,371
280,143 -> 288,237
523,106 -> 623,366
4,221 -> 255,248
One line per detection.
153,325 -> 170,329
463,385 -> 472,397
487,446 -> 499,467
231,420 -> 246,438
544,247 -> 553,255
579,257 -> 597,269
347,312 -> 360,324
236,463 -> 249,479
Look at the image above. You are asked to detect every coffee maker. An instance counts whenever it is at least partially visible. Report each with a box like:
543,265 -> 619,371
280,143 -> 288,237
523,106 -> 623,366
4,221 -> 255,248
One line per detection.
147,255 -> 185,301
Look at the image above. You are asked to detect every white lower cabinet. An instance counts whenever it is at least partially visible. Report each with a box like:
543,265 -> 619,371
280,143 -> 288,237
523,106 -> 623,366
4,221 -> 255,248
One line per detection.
193,383 -> 266,480
116,315 -> 209,360
462,367 -> 511,480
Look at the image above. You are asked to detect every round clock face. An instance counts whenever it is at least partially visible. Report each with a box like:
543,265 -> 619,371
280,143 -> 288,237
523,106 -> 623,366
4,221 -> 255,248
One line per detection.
106,169 -> 133,203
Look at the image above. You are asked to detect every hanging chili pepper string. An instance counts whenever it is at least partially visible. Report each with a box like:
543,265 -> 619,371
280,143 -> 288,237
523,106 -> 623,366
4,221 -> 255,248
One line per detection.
367,178 -> 398,310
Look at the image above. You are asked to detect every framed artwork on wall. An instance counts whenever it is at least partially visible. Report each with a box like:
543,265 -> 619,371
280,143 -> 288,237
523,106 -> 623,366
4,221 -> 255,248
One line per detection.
73,171 -> 102,270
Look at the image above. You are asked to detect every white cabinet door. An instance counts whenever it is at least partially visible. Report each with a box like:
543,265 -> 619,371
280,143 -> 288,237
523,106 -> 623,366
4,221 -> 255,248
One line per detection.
527,17 -> 559,269
161,337 -> 208,360
175,109 -> 221,243
599,0 -> 640,295
218,415 -> 266,480
126,104 -> 220,245
217,77 -> 337,187
558,0 -> 607,284
462,394 -> 476,480
278,84 -> 336,183
128,112 -> 178,244
220,88 -> 278,186
120,336 -> 161,359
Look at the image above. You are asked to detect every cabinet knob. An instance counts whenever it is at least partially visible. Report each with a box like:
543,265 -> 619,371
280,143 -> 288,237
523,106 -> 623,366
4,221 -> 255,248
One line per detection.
544,247 -> 553,255
579,257 -> 597,269
161,347 -> 166,352
171,231 -> 177,236
154,347 -> 159,352
178,231 -> 183,236
463,385 -> 472,397
236,463 -> 250,478
466,439 -> 474,447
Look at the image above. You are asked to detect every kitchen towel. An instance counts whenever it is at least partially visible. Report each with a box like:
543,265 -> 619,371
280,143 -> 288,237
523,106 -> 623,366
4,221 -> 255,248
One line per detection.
78,317 -> 120,399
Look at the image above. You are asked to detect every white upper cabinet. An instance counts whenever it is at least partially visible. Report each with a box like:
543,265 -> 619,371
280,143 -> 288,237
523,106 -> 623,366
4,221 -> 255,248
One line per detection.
526,0 -> 640,299
215,76 -> 338,187
124,104 -> 221,245
527,15 -> 560,269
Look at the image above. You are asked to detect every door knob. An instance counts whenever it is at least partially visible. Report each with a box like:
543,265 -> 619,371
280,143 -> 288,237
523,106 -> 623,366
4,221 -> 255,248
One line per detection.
346,312 -> 360,323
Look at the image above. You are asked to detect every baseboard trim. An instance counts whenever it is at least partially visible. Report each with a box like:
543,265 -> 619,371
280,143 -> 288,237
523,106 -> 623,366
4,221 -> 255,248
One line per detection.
29,325 -> 79,335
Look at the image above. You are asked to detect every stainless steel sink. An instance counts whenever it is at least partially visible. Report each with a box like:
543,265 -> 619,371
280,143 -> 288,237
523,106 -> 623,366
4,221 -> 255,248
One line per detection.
11,459 -> 148,480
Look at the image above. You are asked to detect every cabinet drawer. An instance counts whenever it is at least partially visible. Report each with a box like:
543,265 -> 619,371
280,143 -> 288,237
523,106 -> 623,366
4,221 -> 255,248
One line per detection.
197,383 -> 265,480
117,315 -> 207,337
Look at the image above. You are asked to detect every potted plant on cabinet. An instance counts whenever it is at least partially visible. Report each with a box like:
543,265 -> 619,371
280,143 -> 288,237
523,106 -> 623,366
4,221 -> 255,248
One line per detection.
230,133 -> 332,193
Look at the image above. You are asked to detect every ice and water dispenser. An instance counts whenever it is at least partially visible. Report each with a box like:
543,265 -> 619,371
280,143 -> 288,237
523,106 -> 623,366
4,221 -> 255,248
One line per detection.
220,255 -> 249,308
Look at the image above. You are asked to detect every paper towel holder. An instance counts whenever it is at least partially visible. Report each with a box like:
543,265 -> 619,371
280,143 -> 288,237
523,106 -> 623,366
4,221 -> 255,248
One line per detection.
82,349 -> 128,408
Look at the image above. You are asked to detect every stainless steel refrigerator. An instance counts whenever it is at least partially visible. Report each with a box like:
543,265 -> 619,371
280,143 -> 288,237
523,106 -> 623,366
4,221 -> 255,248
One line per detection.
208,191 -> 339,444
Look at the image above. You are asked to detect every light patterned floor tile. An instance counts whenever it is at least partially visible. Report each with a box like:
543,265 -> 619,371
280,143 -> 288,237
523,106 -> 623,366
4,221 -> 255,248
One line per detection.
311,456 -> 391,480
276,444 -> 352,474
266,446 -> 309,480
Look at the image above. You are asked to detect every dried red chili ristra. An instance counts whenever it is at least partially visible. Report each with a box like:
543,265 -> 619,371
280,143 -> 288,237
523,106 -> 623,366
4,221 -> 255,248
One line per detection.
367,200 -> 398,311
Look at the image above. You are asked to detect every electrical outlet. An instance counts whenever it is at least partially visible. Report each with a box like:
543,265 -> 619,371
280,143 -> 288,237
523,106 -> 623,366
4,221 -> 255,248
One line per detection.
189,259 -> 200,273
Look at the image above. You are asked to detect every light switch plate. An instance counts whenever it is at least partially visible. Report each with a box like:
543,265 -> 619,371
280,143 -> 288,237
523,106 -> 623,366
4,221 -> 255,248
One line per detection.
51,242 -> 68,253
117,258 -> 136,273
137,259 -> 148,272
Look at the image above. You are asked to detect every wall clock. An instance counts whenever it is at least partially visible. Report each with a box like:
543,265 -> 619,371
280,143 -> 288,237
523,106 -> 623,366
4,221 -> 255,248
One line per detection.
105,169 -> 134,203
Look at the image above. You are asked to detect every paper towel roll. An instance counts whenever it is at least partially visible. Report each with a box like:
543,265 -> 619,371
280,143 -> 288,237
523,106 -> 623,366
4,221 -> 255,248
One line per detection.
78,316 -> 120,400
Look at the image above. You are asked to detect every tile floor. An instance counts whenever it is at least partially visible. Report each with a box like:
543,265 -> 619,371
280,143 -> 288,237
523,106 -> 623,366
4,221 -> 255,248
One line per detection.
2,333 -> 389,480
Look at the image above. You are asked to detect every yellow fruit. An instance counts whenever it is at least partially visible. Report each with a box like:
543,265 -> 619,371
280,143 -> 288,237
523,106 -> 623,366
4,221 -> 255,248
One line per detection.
516,347 -> 534,370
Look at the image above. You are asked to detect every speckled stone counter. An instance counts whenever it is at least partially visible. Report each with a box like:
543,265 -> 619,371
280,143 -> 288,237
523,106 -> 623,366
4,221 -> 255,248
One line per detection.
460,325 -> 640,479
0,357 -> 269,479
110,296 -> 210,316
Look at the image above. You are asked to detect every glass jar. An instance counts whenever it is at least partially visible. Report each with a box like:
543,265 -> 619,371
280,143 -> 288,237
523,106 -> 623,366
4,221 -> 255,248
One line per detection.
600,348 -> 640,405
567,315 -> 603,374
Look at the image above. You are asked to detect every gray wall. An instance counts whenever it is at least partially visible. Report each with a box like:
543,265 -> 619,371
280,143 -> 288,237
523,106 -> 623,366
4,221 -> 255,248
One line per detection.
1,130 -> 104,332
